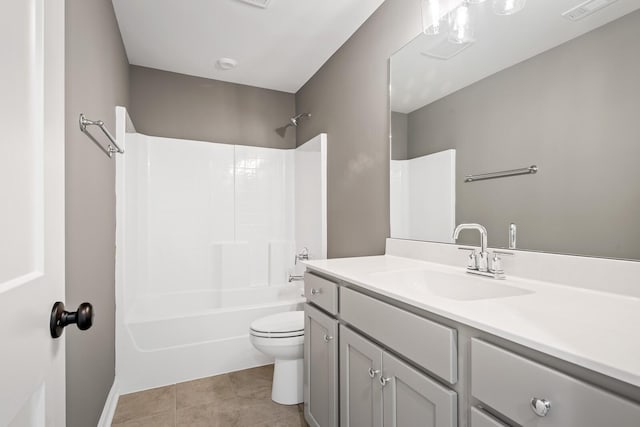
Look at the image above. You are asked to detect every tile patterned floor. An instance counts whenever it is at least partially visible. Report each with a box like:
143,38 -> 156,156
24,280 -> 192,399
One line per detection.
111,365 -> 309,427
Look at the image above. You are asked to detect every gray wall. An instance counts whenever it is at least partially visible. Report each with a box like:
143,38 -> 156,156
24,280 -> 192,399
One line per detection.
295,0 -> 422,258
65,1 -> 129,426
129,65 -> 296,148
403,11 -> 640,259
391,111 -> 408,160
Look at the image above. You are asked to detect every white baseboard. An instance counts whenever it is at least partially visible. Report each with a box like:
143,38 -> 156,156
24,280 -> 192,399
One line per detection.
97,379 -> 119,427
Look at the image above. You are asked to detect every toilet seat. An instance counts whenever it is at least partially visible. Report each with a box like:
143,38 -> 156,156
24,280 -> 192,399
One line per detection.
250,311 -> 304,339
250,330 -> 304,338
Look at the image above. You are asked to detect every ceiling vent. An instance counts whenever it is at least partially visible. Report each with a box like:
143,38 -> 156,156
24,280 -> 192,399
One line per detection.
421,39 -> 473,61
561,0 -> 618,21
236,0 -> 271,8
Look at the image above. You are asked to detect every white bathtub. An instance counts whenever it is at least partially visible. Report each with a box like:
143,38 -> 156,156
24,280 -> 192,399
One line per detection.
117,284 -> 304,394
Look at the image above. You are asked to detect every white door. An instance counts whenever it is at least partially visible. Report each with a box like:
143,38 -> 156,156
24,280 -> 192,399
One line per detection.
0,0 -> 66,426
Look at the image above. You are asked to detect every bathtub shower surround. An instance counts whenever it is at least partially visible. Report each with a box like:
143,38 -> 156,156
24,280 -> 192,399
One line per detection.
390,149 -> 456,243
115,107 -> 326,393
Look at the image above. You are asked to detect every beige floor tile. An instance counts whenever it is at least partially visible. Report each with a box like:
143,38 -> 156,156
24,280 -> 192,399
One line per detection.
111,364 -> 304,427
176,374 -> 235,410
113,385 -> 176,424
176,402 -> 241,427
234,396 -> 300,426
228,365 -> 274,399
250,409 -> 308,427
111,410 -> 175,427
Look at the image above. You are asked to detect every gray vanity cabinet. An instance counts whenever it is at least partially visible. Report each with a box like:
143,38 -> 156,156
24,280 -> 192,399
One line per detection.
304,303 -> 339,427
381,351 -> 458,427
340,325 -> 457,427
340,325 -> 383,427
469,408 -> 507,427
304,268 -> 640,427
340,286 -> 457,384
471,339 -> 640,427
305,271 -> 339,315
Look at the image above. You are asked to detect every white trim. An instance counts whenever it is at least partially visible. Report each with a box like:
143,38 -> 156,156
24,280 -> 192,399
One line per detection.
96,379 -> 119,427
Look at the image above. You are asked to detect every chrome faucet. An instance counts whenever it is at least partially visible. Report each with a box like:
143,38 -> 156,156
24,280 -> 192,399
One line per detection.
453,223 -> 510,279
453,223 -> 489,272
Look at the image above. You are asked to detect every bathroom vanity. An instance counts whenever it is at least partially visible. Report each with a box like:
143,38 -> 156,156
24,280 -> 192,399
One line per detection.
302,240 -> 640,427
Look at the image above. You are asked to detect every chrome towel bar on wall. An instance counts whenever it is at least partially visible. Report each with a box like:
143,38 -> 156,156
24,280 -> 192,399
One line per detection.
79,113 -> 124,158
464,165 -> 538,183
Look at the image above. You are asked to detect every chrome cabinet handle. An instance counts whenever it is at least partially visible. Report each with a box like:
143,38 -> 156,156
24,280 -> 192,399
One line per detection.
530,397 -> 551,417
368,368 -> 380,379
323,334 -> 333,343
310,288 -> 322,295
379,376 -> 391,387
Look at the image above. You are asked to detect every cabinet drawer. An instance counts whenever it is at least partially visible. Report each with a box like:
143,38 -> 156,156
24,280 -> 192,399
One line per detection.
471,339 -> 640,427
305,271 -> 338,315
340,287 -> 457,384
470,407 -> 508,427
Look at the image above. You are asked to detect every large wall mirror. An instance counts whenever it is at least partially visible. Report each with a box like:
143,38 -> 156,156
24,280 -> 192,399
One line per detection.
390,0 -> 640,260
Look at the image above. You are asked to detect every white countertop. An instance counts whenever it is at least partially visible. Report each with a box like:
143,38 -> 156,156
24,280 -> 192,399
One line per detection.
303,255 -> 640,388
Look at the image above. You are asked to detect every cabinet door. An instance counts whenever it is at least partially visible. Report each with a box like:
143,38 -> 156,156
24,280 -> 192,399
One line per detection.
340,326 -> 384,427
382,352 -> 457,427
304,303 -> 339,427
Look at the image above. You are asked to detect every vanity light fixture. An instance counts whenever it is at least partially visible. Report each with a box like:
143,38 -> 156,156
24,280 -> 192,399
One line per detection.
492,0 -> 527,16
421,0 -> 527,59
449,4 -> 474,44
421,0 -> 445,35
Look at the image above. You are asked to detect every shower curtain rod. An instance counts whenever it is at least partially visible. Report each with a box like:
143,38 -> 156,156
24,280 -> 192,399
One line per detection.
79,113 -> 124,158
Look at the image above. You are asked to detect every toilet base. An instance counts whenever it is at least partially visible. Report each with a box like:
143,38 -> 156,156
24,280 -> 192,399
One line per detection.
271,358 -> 303,405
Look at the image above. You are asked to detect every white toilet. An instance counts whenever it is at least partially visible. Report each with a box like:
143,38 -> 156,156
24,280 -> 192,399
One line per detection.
250,311 -> 304,405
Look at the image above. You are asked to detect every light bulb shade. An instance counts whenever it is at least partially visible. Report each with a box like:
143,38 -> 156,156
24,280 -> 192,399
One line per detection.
492,0 -> 527,15
449,5 -> 475,44
421,0 -> 445,35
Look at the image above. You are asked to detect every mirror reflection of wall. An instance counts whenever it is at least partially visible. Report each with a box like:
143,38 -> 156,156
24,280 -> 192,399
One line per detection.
390,2 -> 640,260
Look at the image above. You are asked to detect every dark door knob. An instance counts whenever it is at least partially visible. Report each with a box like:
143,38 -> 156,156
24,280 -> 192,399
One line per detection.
50,301 -> 94,339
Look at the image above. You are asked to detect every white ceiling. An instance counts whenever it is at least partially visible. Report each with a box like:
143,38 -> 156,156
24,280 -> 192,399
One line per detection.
112,0 -> 385,93
391,0 -> 640,113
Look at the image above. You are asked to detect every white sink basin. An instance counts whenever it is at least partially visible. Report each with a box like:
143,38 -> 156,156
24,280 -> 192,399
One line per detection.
368,269 -> 534,301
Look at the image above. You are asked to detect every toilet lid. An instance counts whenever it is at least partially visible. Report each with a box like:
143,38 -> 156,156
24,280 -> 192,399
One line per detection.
250,311 -> 304,334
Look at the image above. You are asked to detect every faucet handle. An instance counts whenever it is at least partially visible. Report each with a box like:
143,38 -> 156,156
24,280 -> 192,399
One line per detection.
489,250 -> 514,279
465,250 -> 478,270
490,253 -> 504,274
458,247 -> 479,270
